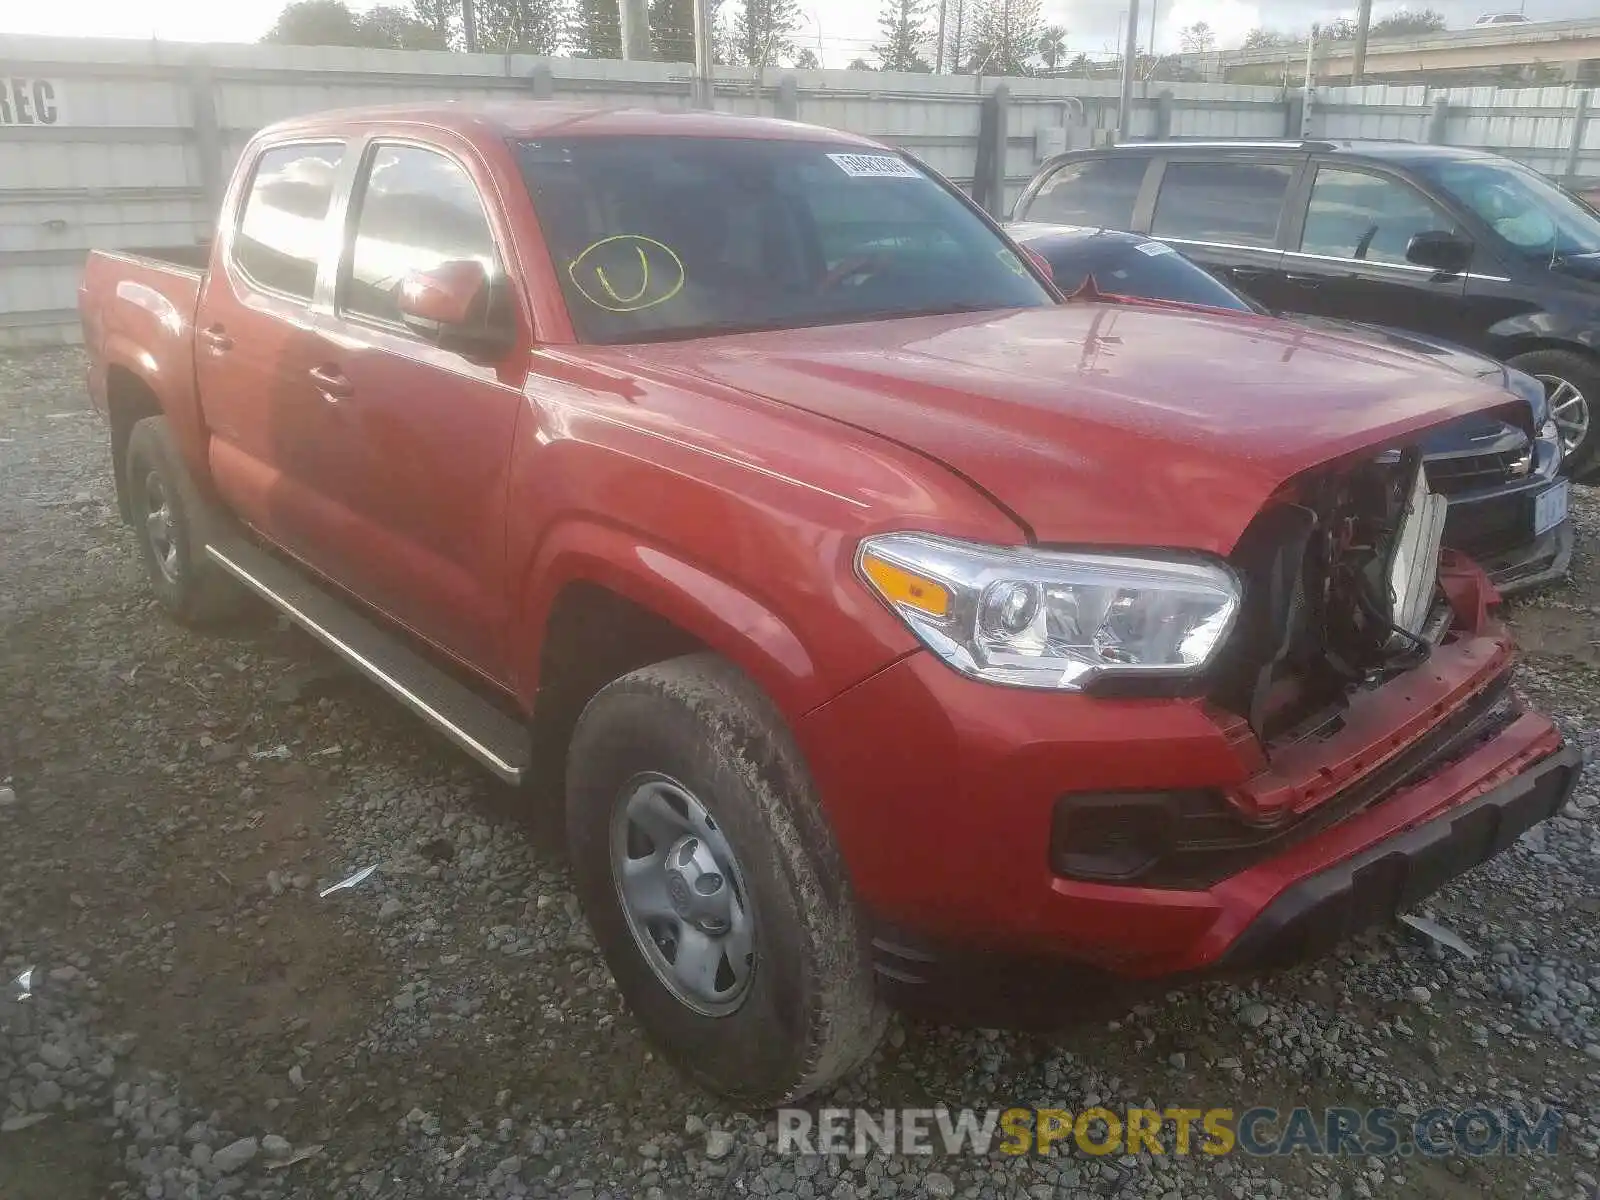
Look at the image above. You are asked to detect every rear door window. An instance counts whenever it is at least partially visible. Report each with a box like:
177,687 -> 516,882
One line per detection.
234,142 -> 344,299
1150,159 -> 1294,248
1020,156 -> 1148,229
1300,166 -> 1458,264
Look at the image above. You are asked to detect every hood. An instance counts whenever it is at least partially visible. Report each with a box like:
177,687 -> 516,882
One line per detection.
1282,315 -> 1531,452
617,305 -> 1524,553
1286,314 -> 1506,385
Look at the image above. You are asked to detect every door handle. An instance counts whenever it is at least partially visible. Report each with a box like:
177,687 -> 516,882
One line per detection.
199,325 -> 233,351
1226,266 -> 1269,282
307,365 -> 353,401
1283,273 -> 1323,288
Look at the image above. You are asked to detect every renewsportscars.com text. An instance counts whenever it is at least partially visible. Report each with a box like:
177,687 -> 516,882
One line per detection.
776,1106 -> 1563,1159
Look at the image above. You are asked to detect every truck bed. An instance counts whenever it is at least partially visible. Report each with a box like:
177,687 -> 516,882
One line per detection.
99,242 -> 211,274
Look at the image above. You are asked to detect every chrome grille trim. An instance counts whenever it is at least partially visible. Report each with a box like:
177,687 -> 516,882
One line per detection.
1391,465 -> 1449,640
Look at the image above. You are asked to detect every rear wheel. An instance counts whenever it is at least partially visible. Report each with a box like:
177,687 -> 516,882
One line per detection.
125,416 -> 246,624
565,654 -> 886,1106
1508,348 -> 1597,475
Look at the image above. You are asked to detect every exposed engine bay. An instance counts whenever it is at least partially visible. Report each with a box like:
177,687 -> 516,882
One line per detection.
1221,448 -> 1454,742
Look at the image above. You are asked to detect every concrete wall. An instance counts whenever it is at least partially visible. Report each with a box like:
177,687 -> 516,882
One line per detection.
0,32 -> 1593,346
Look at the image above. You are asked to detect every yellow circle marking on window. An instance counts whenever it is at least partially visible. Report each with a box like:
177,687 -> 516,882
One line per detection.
568,234 -> 686,313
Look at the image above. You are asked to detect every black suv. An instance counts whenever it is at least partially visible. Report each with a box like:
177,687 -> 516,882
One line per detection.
1012,140 -> 1600,476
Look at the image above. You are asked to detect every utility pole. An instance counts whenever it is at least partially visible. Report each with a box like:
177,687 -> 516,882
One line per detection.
692,0 -> 716,107
1351,0 -> 1373,82
1116,0 -> 1141,141
461,0 -> 478,52
936,0 -> 947,73
1301,26 -> 1318,137
619,0 -> 654,59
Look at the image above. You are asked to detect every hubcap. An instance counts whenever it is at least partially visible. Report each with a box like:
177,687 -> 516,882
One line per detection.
610,774 -> 754,1015
142,470 -> 180,583
1535,374 -> 1591,458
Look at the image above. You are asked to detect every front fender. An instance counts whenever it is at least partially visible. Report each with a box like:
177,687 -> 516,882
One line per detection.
512,518 -> 852,722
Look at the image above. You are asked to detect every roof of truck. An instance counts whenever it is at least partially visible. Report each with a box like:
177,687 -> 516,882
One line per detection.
256,102 -> 886,147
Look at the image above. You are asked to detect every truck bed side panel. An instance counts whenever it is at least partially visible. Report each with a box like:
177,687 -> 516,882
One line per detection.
79,250 -> 210,490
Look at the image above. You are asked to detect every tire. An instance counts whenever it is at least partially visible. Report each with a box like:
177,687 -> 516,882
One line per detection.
125,416 -> 246,625
1507,348 -> 1598,476
565,653 -> 887,1106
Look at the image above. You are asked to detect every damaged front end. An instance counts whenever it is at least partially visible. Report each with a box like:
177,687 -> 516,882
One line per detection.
1218,448 -> 1478,750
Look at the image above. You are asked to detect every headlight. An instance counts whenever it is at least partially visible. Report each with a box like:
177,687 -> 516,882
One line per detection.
1505,367 -> 1549,426
857,533 -> 1241,690
1538,417 -> 1563,462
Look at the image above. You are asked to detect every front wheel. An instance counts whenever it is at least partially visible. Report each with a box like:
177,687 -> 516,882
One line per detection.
1508,348 -> 1597,476
565,654 -> 887,1106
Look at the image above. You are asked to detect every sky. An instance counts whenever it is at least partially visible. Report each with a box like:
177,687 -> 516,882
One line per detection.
0,0 -> 1594,65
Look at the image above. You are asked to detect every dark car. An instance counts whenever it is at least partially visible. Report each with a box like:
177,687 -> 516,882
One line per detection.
1011,140 -> 1600,476
1010,221 -> 1572,594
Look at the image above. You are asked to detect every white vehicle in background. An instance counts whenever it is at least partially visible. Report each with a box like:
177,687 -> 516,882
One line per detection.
1474,13 -> 1532,25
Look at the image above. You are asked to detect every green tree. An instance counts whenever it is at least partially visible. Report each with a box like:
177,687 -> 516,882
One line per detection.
570,0 -> 621,56
939,0 -> 970,71
649,0 -> 700,60
408,0 -> 460,45
476,0 -> 568,52
793,47 -> 821,68
971,0 -> 1042,75
263,0 -> 366,45
1035,23 -> 1066,70
1319,18 -> 1360,41
874,0 -> 932,72
358,4 -> 450,47
1179,20 -> 1214,53
846,55 -> 874,70
1242,27 -> 1289,50
1371,8 -> 1447,37
735,0 -> 800,67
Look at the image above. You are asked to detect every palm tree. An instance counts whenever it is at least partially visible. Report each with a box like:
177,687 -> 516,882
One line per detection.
1036,23 -> 1067,71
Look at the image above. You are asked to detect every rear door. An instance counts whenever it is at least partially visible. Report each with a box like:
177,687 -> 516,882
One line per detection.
196,140 -> 351,565
1143,154 -> 1300,306
1013,153 -> 1155,231
1273,161 -> 1469,339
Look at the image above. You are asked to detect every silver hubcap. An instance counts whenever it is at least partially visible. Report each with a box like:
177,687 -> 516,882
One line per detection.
610,774 -> 754,1016
142,470 -> 180,583
1535,374 -> 1590,457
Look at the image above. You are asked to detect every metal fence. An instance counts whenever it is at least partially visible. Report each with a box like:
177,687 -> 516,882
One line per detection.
1,32 -> 1596,346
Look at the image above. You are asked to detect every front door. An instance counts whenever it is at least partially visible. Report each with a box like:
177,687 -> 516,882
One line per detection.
1269,163 -> 1469,341
303,140 -> 527,673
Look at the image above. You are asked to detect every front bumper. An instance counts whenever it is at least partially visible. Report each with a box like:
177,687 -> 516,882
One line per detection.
1442,459 -> 1571,595
800,619 -> 1571,986
1472,519 -> 1573,595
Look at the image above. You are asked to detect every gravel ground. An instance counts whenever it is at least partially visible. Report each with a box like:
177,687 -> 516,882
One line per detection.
2,345 -> 1598,1200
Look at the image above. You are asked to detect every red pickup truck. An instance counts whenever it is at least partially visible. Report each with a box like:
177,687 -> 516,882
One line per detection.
80,103 -> 1580,1105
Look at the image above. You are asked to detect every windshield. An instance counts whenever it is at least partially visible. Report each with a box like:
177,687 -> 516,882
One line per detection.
516,137 -> 1053,343
1037,234 -> 1257,312
1416,157 -> 1600,262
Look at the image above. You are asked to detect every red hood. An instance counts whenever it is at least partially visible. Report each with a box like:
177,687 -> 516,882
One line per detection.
610,305 -> 1521,553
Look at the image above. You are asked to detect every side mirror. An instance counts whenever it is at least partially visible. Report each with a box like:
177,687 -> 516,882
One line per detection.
397,259 -> 512,356
1405,231 -> 1474,275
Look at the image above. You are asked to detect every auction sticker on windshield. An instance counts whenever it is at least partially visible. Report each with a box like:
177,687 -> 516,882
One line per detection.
828,153 -> 920,179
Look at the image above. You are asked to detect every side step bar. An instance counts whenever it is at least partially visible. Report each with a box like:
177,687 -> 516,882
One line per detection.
204,537 -> 531,784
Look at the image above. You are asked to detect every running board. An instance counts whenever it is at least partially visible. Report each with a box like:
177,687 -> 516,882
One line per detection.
204,539 -> 530,784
